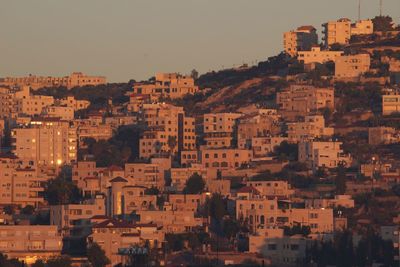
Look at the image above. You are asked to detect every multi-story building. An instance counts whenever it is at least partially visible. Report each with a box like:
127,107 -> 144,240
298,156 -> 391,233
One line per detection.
124,162 -> 162,189
236,194 -> 334,234
322,18 -> 351,47
59,96 -> 90,111
283,25 -> 318,56
245,181 -> 294,198
297,46 -> 344,64
200,148 -> 252,171
136,210 -> 203,233
88,218 -> 163,266
0,225 -> 62,265
238,136 -> 288,158
0,72 -> 106,90
276,85 -> 334,115
170,164 -> 215,191
335,54 -> 371,79
298,141 -> 351,170
0,155 -> 45,207
382,93 -> 400,116
369,127 -> 400,145
50,196 -> 106,236
12,118 -> 77,168
351,19 -> 373,36
139,103 -> 195,158
132,73 -> 199,99
305,195 -> 355,209
287,115 -> 333,142
237,109 -> 281,141
42,105 -> 75,120
203,113 -> 242,148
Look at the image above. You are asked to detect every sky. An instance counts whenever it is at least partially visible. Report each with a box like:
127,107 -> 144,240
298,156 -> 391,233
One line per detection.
0,0 -> 399,82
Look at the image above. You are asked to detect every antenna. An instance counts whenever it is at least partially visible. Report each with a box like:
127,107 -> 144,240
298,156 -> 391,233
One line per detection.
358,0 -> 361,20
379,0 -> 383,16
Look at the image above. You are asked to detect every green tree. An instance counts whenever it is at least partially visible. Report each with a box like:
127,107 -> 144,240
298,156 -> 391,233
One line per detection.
46,256 -> 72,267
87,242 -> 110,267
167,135 -> 177,153
183,173 -> 205,194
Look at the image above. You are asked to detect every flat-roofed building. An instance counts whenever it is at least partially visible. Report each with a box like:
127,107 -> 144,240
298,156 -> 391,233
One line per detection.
322,18 -> 351,47
283,25 -> 318,56
0,225 -> 62,265
12,118 -> 77,168
287,115 -> 333,142
132,73 -> 198,99
203,113 -> 242,148
297,46 -> 344,64
369,126 -> 400,145
276,85 -> 334,115
298,141 -> 351,170
335,54 -> 371,79
382,93 -> 400,115
0,72 -> 106,90
200,148 -> 252,171
351,19 -> 373,36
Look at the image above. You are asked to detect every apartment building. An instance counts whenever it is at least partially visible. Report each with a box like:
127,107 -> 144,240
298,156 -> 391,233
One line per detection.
298,141 -> 351,170
12,118 -> 77,168
369,126 -> 400,145
50,196 -> 106,236
297,46 -> 344,64
132,73 -> 199,99
305,195 -> 355,209
238,136 -> 288,158
245,181 -> 294,198
287,115 -> 334,142
276,85 -> 334,115
59,96 -> 90,111
351,19 -> 373,36
88,218 -> 163,266
0,155 -> 45,207
0,225 -> 62,264
42,105 -> 75,120
170,164 -> 212,192
200,148 -> 252,171
283,25 -> 318,56
0,72 -> 106,90
137,210 -> 203,233
382,93 -> 400,116
322,18 -> 351,47
236,195 -> 334,234
335,54 -> 371,79
124,162 -> 162,189
139,103 -> 195,158
237,109 -> 281,140
203,113 -> 242,148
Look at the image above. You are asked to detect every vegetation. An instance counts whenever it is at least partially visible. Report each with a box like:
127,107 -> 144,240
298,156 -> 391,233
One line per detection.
183,173 -> 206,194
87,242 -> 111,267
44,166 -> 81,205
372,16 -> 394,32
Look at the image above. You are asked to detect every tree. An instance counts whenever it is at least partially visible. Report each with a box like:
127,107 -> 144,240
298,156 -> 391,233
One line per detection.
3,205 -> 14,215
335,163 -> 347,195
273,141 -> 298,161
144,187 -> 160,195
208,193 -> 226,222
372,16 -> 394,32
44,174 -> 81,205
21,205 -> 35,215
167,136 -> 177,154
191,69 -> 199,80
183,173 -> 205,194
46,256 -> 72,267
87,242 -> 110,267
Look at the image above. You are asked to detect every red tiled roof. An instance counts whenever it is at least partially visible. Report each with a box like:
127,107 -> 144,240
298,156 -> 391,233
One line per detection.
107,165 -> 124,172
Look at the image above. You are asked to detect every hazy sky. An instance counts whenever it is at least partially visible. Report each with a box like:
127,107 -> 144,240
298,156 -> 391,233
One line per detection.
1,0 -> 399,82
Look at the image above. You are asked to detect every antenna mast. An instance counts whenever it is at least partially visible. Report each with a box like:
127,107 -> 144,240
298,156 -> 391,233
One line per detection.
380,0 -> 383,16
358,0 -> 361,20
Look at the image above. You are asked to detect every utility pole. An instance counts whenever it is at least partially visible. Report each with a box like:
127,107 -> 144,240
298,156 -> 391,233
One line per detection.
358,0 -> 361,20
